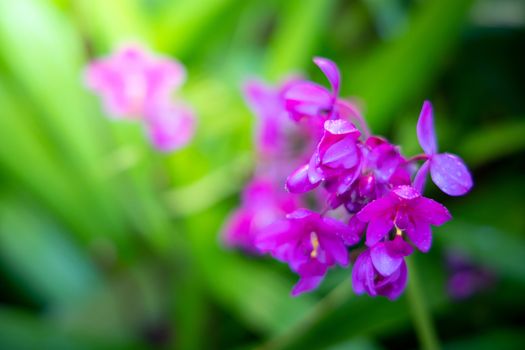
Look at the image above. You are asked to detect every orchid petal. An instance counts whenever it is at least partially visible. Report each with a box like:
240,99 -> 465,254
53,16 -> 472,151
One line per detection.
365,218 -> 393,247
413,159 -> 430,194
430,153 -> 473,196
411,197 -> 452,226
284,82 -> 332,118
405,220 -> 432,252
291,275 -> 325,296
417,100 -> 438,155
370,242 -> 403,276
286,164 -> 320,193
313,57 -> 340,95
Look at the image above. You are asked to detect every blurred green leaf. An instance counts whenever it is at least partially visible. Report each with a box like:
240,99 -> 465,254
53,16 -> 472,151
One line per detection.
436,221 -> 525,283
443,329 -> 525,350
265,0 -> 336,79
0,198 -> 102,306
74,0 -> 149,50
459,118 -> 525,166
0,0 -> 127,237
0,307 -> 143,350
346,0 -> 474,132
154,0 -> 238,56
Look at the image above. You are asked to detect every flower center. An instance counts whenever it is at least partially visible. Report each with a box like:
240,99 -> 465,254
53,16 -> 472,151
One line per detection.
310,232 -> 320,258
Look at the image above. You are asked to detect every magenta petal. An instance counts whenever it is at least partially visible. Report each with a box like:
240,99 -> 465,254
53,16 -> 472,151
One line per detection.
322,136 -> 359,169
370,242 -> 403,276
313,57 -> 340,95
352,251 -> 373,295
324,119 -> 360,136
411,197 -> 452,226
417,101 -> 438,155
320,235 -> 349,267
357,196 -> 395,222
430,153 -> 473,196
343,215 -> 365,246
365,218 -> 393,247
406,220 -> 432,252
292,275 -> 325,296
381,260 -> 408,300
284,82 -> 332,117
413,160 -> 430,194
145,103 -> 195,152
286,164 -> 320,193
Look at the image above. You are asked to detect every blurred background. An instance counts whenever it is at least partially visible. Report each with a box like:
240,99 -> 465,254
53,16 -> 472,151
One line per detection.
0,0 -> 524,349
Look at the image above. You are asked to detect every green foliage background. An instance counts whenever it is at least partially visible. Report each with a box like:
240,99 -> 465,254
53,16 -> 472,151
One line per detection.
0,0 -> 524,349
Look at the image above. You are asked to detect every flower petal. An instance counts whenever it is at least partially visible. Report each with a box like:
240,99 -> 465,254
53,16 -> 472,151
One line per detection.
284,82 -> 332,119
292,275 -> 325,296
405,220 -> 432,252
413,160 -> 430,194
313,57 -> 340,95
370,242 -> 403,276
430,153 -> 473,196
417,100 -> 438,155
319,235 -> 349,267
322,136 -> 359,169
357,196 -> 395,222
411,197 -> 452,226
381,260 -> 408,300
365,218 -> 393,247
286,164 -> 320,193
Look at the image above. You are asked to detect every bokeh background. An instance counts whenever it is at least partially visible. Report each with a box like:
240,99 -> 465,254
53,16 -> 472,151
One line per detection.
0,0 -> 524,349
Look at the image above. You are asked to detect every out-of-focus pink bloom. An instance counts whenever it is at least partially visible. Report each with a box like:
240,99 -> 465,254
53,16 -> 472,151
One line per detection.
222,178 -> 300,252
414,101 -> 473,196
357,185 -> 451,252
256,209 -> 354,295
85,44 -> 196,152
144,101 -> 196,152
85,44 -> 186,118
445,250 -> 495,300
243,78 -> 300,156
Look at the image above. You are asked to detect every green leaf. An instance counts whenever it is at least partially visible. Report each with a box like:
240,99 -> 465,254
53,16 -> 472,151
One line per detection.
436,220 -> 525,283
346,0 -> 475,132
0,307 -> 143,350
0,198 -> 102,306
265,0 -> 336,80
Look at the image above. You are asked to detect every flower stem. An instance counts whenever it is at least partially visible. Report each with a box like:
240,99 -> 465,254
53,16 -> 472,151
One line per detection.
406,256 -> 440,350
257,281 -> 353,350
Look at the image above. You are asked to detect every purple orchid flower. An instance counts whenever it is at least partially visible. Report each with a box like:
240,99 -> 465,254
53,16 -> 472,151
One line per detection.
144,101 -> 196,152
357,185 -> 451,252
284,57 -> 341,123
223,178 -> 300,252
414,101 -> 473,196
352,242 -> 410,300
330,136 -> 411,213
256,209 -> 355,295
85,43 -> 186,118
284,58 -> 368,134
286,119 -> 363,195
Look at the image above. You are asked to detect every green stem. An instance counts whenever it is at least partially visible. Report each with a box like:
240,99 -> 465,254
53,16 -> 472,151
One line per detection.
256,281 -> 353,350
406,256 -> 440,350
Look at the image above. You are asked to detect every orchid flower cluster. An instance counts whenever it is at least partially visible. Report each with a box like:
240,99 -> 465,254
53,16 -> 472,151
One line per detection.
85,44 -> 195,152
224,57 -> 473,299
